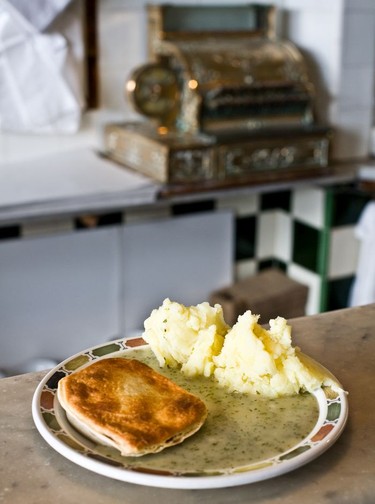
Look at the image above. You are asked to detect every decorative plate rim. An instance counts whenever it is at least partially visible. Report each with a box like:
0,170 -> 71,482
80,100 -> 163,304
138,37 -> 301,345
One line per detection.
32,337 -> 348,490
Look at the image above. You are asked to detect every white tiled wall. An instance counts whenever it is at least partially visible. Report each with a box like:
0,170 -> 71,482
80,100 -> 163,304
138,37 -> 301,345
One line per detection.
335,3 -> 375,159
216,193 -> 259,217
274,212 -> 293,263
288,263 -> 322,316
235,259 -> 258,281
329,226 -> 360,279
0,228 -> 122,373
257,212 -> 277,260
281,0 -> 343,106
256,209 -> 292,263
292,187 -> 326,229
97,3 -> 147,119
282,0 -> 375,160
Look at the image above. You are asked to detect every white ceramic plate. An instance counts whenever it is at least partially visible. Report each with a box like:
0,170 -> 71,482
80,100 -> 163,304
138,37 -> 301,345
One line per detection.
32,338 -> 348,489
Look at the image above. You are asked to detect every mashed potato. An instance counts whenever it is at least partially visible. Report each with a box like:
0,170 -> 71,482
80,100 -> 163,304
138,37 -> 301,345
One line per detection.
213,311 -> 340,397
143,299 -> 342,397
142,298 -> 228,377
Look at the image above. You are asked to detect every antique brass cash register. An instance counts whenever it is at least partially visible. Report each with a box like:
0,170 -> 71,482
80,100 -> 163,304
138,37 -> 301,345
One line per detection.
104,4 -> 332,192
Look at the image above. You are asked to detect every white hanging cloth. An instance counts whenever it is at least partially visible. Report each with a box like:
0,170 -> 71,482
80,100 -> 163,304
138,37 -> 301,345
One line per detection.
0,0 -> 82,134
349,200 -> 375,307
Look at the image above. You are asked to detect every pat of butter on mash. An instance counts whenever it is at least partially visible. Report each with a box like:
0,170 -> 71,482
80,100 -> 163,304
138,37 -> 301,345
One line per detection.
143,298 -> 342,398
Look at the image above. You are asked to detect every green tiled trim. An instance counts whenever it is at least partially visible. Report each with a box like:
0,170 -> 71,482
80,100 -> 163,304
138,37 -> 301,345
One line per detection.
326,275 -> 355,311
258,259 -> 287,272
171,200 -> 216,215
260,190 -> 291,212
235,215 -> 257,260
0,225 -> 21,240
319,189 -> 334,312
292,221 -> 321,273
330,184 -> 370,227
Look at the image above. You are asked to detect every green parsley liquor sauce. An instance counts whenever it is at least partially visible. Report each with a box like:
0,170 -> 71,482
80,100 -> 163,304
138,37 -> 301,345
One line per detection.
104,347 -> 319,474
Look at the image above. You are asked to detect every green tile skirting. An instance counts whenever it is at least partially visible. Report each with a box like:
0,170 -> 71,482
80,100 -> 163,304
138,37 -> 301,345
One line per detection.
326,276 -> 355,311
260,190 -> 291,212
235,215 -> 257,261
330,184 -> 371,227
292,221 -> 321,274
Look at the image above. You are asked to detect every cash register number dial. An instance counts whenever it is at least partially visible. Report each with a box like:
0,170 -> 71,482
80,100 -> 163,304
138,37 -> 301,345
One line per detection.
126,63 -> 179,120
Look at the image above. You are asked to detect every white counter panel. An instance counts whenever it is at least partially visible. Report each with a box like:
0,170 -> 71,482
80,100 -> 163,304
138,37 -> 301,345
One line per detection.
121,211 -> 234,335
0,227 -> 121,372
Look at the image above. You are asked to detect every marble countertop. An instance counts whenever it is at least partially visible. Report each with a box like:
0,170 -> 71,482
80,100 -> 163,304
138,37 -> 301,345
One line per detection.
1,304 -> 375,504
